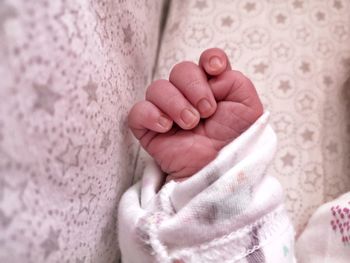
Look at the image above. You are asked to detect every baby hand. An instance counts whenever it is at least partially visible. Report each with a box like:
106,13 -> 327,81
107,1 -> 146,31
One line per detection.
128,48 -> 263,181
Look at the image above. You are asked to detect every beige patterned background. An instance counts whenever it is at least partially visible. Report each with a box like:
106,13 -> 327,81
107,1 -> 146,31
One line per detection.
154,0 -> 350,234
0,0 -> 349,262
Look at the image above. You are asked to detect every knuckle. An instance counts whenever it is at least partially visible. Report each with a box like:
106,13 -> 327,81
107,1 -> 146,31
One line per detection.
146,79 -> 169,99
128,101 -> 143,120
170,61 -> 198,79
184,79 -> 202,93
231,70 -> 245,80
165,93 -> 184,107
230,70 -> 254,88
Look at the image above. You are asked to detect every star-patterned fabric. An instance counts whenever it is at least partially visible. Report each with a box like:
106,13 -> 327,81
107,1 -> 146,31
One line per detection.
0,0 -> 164,262
0,0 -> 350,262
154,0 -> 350,234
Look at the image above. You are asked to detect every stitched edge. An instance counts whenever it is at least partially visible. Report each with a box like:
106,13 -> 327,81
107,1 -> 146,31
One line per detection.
146,205 -> 292,262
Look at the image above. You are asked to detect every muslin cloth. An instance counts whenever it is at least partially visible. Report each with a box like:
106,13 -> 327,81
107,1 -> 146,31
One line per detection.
118,112 -> 295,262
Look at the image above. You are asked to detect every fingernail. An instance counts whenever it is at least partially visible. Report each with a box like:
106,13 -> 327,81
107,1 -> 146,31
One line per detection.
209,56 -> 223,70
180,109 -> 198,126
158,115 -> 171,128
197,98 -> 212,115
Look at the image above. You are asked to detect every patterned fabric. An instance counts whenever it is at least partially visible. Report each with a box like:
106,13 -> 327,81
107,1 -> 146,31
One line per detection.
1,0 -> 349,261
0,0 -> 164,262
296,192 -> 350,262
119,113 -> 295,263
154,0 -> 350,234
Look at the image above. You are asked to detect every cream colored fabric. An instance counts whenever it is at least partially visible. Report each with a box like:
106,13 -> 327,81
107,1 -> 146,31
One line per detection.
0,0 -> 163,262
154,0 -> 350,234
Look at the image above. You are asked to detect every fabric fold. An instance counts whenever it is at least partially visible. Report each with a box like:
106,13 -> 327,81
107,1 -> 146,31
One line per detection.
118,112 -> 295,263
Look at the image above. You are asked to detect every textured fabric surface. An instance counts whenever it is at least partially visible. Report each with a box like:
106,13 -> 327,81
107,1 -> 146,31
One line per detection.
1,0 -> 350,261
0,0 -> 163,262
154,0 -> 350,234
296,192 -> 350,262
119,113 -> 295,263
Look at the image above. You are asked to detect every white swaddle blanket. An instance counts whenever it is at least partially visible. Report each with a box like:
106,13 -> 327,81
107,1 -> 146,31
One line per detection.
118,112 -> 295,262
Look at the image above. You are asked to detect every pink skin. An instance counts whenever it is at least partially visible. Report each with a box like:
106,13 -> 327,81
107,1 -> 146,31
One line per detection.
128,48 -> 263,181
